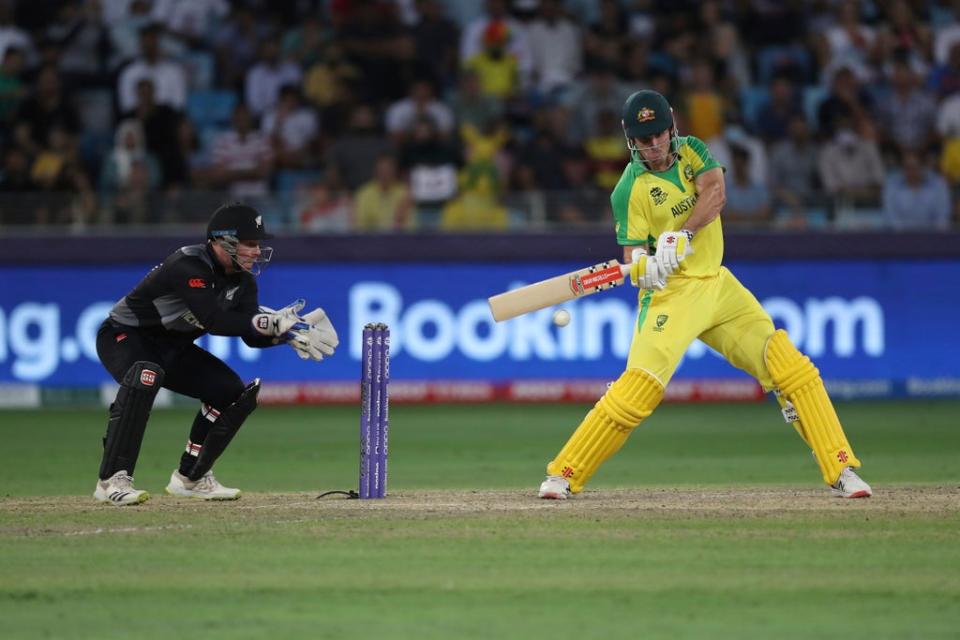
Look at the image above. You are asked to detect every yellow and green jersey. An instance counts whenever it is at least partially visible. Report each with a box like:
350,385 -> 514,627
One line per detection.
611,135 -> 724,277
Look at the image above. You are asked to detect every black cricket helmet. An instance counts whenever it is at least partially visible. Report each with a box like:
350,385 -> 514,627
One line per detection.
206,203 -> 274,275
621,90 -> 680,168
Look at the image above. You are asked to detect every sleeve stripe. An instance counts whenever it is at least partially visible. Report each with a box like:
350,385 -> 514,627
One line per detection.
610,165 -> 633,244
684,136 -> 713,165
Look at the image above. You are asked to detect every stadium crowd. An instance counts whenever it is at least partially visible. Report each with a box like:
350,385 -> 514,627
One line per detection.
0,0 -> 958,232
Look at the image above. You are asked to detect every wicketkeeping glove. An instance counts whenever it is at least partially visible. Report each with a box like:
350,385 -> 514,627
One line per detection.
629,250 -> 669,290
654,230 -> 694,272
286,307 -> 339,361
252,298 -> 306,337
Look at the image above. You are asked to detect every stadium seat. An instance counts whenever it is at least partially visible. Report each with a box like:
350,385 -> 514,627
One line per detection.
182,51 -> 215,92
186,91 -> 237,130
803,86 -> 826,131
274,170 -> 323,194
756,45 -> 813,84
739,87 -> 769,132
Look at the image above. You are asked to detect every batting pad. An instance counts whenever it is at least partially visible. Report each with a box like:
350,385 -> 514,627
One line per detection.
765,330 -> 861,485
547,368 -> 664,493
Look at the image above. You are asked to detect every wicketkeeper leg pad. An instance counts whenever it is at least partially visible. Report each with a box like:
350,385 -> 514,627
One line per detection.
99,361 -> 165,479
547,368 -> 664,493
186,378 -> 261,481
764,330 -> 860,485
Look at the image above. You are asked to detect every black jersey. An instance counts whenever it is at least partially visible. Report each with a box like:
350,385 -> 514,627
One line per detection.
109,244 -> 269,344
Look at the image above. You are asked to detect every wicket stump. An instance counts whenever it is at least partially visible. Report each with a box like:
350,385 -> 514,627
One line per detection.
359,323 -> 390,498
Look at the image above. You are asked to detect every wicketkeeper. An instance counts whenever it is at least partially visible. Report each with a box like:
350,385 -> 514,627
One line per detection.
538,90 -> 872,500
93,203 -> 338,505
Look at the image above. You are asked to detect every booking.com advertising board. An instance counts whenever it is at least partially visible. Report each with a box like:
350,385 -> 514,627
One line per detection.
1,260 -> 959,402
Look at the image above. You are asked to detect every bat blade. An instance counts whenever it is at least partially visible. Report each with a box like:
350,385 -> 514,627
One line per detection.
488,260 -> 629,322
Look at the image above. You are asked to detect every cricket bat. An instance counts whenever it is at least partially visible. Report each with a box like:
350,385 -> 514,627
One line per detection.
488,260 -> 630,322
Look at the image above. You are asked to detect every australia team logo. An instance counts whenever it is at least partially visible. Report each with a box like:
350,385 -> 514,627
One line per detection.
684,164 -> 694,181
654,314 -> 669,332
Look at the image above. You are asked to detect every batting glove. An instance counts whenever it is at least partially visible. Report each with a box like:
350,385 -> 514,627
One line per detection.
629,250 -> 668,290
654,230 -> 694,272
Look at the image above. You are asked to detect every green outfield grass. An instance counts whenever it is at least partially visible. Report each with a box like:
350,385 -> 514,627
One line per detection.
1,401 -> 958,639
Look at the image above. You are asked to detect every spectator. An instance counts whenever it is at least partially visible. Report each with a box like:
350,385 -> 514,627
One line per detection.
0,45 -> 25,129
769,115 -> 822,227
619,41 -> 655,92
583,108 -> 627,191
441,135 -> 508,231
29,123 -> 95,225
151,0 -> 230,49
513,105 -> 581,191
875,59 -> 938,154
709,125 -> 768,187
814,0 -> 879,83
460,0 -> 532,88
876,0 -> 932,71
122,78 -> 186,189
282,15 -> 331,69
99,119 -> 162,224
698,0 -> 750,90
682,60 -> 725,142
927,40 -> 960,98
174,118 -> 207,185
385,78 -> 455,144
936,90 -> 960,187
582,0 -> 629,74
13,64 -> 81,157
723,144 -> 772,228
244,36 -> 302,117
326,105 -> 391,191
338,0 -> 415,104
0,146 -> 39,225
883,151 -> 951,230
298,166 -> 352,232
117,23 -> 187,112
934,1 -> 960,65
0,1 -> 35,65
45,0 -> 109,88
527,0 -> 582,99
261,85 -> 320,169
302,42 -> 361,131
548,148 -> 606,226
210,103 -> 274,200
817,65 -> 875,139
464,19 -> 521,102
440,179 -> 509,230
818,119 -> 886,215
411,0 -> 460,91
566,63 -> 631,141
213,5 -> 265,91
450,68 -> 504,134
353,154 -> 412,231
398,115 -> 461,229
755,74 -> 803,142
108,0 -> 155,68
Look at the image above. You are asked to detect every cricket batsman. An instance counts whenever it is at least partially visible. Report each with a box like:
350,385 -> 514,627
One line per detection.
93,203 -> 339,505
538,90 -> 872,500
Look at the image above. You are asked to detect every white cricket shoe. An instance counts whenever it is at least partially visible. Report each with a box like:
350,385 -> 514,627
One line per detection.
538,475 -> 571,500
165,470 -> 241,500
94,470 -> 150,506
831,467 -> 873,498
